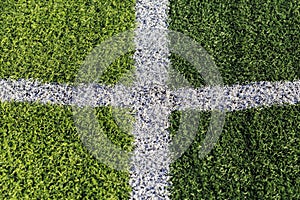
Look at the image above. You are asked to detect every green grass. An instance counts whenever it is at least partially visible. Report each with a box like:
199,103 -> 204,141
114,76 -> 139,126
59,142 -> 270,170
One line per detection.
169,0 -> 300,86
169,104 -> 300,199
168,0 -> 300,198
0,0 -> 135,199
0,102 -> 133,199
0,0 -> 135,85
1,0 -> 300,199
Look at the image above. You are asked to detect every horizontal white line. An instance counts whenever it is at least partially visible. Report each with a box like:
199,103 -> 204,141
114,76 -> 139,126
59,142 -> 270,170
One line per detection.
0,78 -> 111,107
1,78 -> 299,111
173,80 -> 300,111
1,77 -> 299,200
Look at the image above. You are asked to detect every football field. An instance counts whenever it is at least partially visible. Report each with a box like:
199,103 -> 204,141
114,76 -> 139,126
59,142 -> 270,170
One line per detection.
0,0 -> 299,199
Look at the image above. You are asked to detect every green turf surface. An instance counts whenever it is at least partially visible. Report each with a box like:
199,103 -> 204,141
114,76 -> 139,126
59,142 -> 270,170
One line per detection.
0,102 -> 133,199
0,0 -> 135,198
168,0 -> 300,198
169,104 -> 300,199
0,0 -> 135,85
169,0 -> 300,86
1,0 -> 300,199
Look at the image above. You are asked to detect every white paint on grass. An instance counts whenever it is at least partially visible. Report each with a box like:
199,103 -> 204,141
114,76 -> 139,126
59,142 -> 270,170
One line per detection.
1,78 -> 300,111
1,78 -> 300,199
173,80 -> 300,111
131,0 -> 172,199
1,1 -> 299,200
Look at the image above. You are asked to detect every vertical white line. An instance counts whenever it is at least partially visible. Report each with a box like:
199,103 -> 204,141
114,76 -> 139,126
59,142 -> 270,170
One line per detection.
133,0 -> 170,87
130,0 -> 171,199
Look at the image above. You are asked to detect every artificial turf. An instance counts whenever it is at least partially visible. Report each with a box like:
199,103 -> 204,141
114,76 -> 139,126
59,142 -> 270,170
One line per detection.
0,0 -> 299,199
169,0 -> 300,86
0,0 -> 135,85
168,0 -> 300,198
0,102 -> 133,199
0,0 -> 135,199
169,104 -> 300,199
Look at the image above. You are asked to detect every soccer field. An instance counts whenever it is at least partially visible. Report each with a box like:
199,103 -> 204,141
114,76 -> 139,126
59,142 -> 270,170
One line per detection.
0,0 -> 299,199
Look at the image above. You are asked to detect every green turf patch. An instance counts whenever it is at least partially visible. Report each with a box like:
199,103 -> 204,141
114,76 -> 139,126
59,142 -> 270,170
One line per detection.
0,101 -> 134,199
0,0 -> 136,85
0,1 -> 136,198
168,3 -> 300,197
169,104 -> 300,199
169,0 -> 300,86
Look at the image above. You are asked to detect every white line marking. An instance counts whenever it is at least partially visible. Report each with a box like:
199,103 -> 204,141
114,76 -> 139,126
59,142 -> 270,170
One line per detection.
1,77 -> 300,200
1,1 -> 298,199
1,77 -> 300,198
1,78 -> 300,110
173,81 -> 300,111
131,0 -> 171,199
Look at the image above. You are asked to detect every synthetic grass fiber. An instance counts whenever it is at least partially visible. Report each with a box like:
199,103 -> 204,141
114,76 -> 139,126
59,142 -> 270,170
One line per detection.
0,0 -> 135,85
0,0 -> 299,199
169,0 -> 300,198
169,0 -> 300,86
0,0 -> 135,199
169,104 -> 300,199
0,102 -> 133,199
